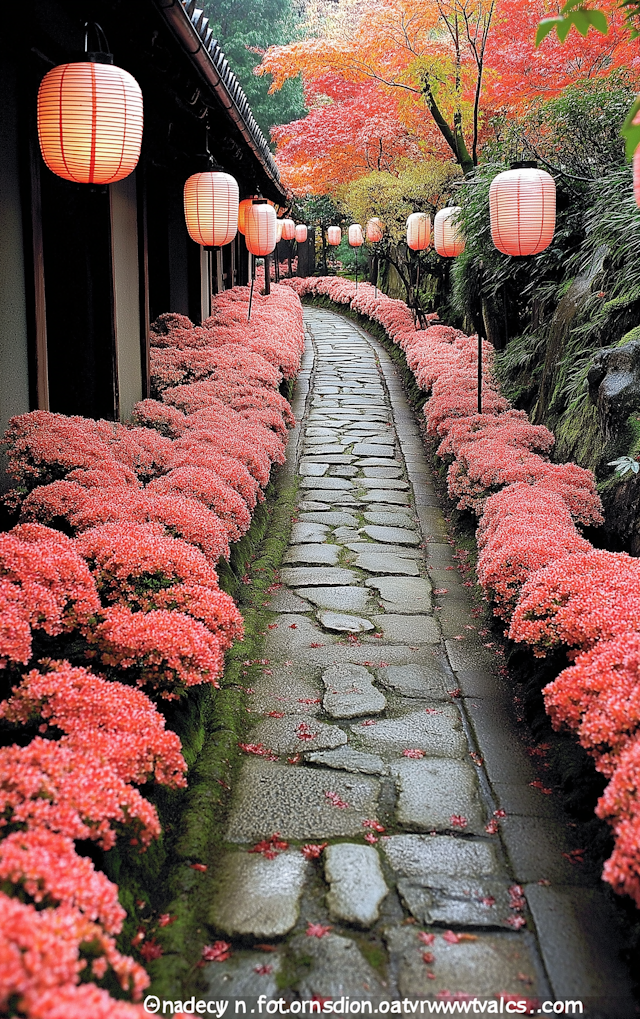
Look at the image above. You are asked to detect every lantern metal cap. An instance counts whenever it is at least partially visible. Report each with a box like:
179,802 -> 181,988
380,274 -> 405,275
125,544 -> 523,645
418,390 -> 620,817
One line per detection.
510,160 -> 538,170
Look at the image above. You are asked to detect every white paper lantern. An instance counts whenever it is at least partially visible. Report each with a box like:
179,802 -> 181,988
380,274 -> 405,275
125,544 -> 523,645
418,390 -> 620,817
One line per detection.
489,167 -> 556,256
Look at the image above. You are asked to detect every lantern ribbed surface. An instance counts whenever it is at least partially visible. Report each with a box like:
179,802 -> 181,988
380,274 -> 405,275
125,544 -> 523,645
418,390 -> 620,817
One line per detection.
348,224 -> 364,247
295,224 -> 308,243
37,62 -> 143,184
184,172 -> 239,248
434,207 -> 465,257
406,212 -> 430,251
245,204 -> 277,256
327,226 -> 341,246
489,168 -> 556,256
238,198 -> 255,235
366,218 -> 383,243
276,220 -> 284,244
281,218 -> 296,241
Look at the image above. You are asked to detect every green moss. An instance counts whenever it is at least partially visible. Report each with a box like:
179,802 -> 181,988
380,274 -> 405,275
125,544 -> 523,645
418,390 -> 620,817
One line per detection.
618,325 -> 640,345
99,457 -> 299,999
554,398 -> 603,471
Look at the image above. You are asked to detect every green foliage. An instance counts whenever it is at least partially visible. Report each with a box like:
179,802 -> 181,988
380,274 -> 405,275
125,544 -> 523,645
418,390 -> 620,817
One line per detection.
536,4 -> 609,45
201,0 -> 306,138
486,72 -> 635,178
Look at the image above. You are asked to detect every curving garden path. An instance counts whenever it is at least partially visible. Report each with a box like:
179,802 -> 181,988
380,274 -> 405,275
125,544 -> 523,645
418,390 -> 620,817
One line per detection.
199,307 -> 634,1016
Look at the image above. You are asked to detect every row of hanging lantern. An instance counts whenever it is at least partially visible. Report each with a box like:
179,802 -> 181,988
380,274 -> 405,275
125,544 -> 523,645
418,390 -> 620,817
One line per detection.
34,20 -> 316,298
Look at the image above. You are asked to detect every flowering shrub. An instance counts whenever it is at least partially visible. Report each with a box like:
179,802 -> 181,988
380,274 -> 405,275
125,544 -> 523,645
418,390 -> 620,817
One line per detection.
0,525 -> 100,668
0,283 -> 303,1014
289,275 -> 640,909
0,661 -> 187,788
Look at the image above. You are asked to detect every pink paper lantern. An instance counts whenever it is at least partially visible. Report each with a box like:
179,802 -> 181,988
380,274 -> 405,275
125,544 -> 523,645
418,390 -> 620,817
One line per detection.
37,61 -> 143,184
327,226 -> 341,246
434,207 -> 465,258
281,218 -> 296,241
183,171 -> 239,248
245,203 -> 277,256
406,212 -> 430,251
295,224 -> 308,243
276,219 -> 284,244
366,217 -> 384,243
348,224 -> 364,247
489,167 -> 556,256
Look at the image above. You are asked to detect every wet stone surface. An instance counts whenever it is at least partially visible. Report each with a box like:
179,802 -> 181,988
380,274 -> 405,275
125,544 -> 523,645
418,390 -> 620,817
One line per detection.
199,307 -> 631,1009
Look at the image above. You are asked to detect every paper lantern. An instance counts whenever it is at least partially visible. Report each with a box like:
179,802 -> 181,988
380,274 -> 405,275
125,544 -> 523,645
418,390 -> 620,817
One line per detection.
37,61 -> 143,184
238,198 -> 256,235
281,218 -> 296,241
327,226 -> 341,246
183,171 -> 238,248
434,207 -> 465,258
406,213 -> 430,251
276,219 -> 284,244
245,203 -> 277,256
295,224 -> 308,243
348,224 -> 364,247
366,217 -> 384,243
489,167 -> 556,256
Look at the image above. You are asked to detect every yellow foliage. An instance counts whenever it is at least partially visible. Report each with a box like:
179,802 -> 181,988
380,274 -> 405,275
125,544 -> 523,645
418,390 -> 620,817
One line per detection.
338,162 -> 462,242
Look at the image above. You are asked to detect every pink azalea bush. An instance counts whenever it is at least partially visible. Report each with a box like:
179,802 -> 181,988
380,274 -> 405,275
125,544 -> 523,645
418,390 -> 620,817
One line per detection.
288,276 -> 640,909
0,283 -> 303,1015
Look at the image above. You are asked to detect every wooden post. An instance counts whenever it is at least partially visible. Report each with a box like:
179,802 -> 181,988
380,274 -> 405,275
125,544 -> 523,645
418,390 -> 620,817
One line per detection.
264,255 -> 271,294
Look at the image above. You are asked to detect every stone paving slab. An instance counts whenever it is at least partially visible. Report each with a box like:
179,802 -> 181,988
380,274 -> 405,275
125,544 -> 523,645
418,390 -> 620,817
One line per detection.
298,511 -> 359,526
390,758 -> 485,832
322,663 -> 387,718
300,476 -> 354,490
361,490 -> 410,504
354,552 -> 420,575
363,511 -> 416,527
247,715 -> 347,755
209,851 -> 309,937
351,707 -> 466,757
345,542 -> 420,558
371,614 -> 440,643
292,933 -> 389,1001
201,949 -> 282,998
283,544 -> 340,566
280,566 -> 359,587
376,663 -> 451,699
396,875 -> 518,929
325,843 -> 388,927
264,589 -> 311,613
361,524 -> 420,545
305,746 -> 386,775
381,834 -> 502,879
226,759 -> 381,842
317,610 -> 375,634
386,926 -> 545,999
290,521 -> 330,542
367,577 -> 432,612
296,586 -> 376,612
246,667 -> 322,716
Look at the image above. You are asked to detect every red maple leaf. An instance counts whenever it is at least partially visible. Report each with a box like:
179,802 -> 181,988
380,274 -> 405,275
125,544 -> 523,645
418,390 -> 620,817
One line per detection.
254,964 -> 274,975
203,941 -> 232,962
140,939 -> 163,961
418,932 -> 435,946
301,842 -> 328,859
190,863 -> 207,872
157,913 -> 177,928
306,922 -> 332,938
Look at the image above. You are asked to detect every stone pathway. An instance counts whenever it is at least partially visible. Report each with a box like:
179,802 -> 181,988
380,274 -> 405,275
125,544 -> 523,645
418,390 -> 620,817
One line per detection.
200,308 -> 635,1016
